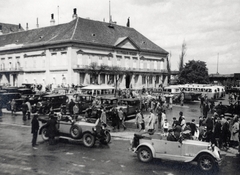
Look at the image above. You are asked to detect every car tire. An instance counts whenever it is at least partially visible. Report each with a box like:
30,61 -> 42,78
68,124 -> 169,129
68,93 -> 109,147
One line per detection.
70,125 -> 82,139
82,133 -> 95,148
137,146 -> 153,163
41,127 -> 49,141
198,154 -> 216,172
105,131 -> 111,144
100,130 -> 111,144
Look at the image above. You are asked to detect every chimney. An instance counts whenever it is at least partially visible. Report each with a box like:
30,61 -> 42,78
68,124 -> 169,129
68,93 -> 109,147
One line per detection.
50,14 -> 55,25
72,8 -> 78,20
26,23 -> 29,30
126,17 -> 130,27
18,23 -> 22,31
0,25 -> 2,35
36,18 -> 39,28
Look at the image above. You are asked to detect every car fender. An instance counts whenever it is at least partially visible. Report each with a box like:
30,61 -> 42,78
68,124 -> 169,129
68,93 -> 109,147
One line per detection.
135,142 -> 156,157
186,149 -> 219,162
39,124 -> 47,135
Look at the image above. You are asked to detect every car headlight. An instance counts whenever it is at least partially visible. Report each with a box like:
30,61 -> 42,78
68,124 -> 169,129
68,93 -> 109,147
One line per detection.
92,127 -> 97,132
207,144 -> 215,151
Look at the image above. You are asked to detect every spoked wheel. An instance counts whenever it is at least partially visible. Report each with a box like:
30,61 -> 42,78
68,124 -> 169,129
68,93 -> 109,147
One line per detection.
70,125 -> 82,139
137,147 -> 153,163
41,127 -> 49,141
82,133 -> 96,148
198,154 -> 215,172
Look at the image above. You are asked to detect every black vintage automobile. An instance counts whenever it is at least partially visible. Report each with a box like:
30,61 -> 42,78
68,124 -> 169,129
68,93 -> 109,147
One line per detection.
73,94 -> 94,114
0,93 -> 21,108
116,98 -> 141,119
37,94 -> 68,114
6,93 -> 48,112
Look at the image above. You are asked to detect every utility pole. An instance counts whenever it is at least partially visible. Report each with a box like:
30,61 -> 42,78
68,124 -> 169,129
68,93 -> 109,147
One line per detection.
217,53 -> 219,74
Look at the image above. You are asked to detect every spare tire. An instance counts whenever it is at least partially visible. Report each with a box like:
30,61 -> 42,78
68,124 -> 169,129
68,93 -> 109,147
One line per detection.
70,125 -> 82,139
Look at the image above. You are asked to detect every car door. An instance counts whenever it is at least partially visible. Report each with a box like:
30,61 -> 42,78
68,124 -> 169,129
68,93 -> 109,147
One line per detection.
58,119 -> 72,134
160,140 -> 183,161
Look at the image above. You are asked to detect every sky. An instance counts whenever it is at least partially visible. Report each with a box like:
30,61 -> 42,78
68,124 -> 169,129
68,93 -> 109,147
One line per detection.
0,0 -> 239,74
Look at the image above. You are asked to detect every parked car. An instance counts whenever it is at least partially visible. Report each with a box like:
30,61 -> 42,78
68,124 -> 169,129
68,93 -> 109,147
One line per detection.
73,94 -> 94,114
116,98 -> 140,118
0,93 -> 21,108
39,114 -> 111,147
131,131 -> 222,173
6,93 -> 48,112
36,94 -> 68,114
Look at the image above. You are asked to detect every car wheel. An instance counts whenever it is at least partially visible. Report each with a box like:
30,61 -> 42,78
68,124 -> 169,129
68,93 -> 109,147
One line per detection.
70,125 -> 82,139
137,146 -> 153,163
83,133 -> 95,148
41,127 -> 49,141
198,154 -> 216,172
105,131 -> 111,144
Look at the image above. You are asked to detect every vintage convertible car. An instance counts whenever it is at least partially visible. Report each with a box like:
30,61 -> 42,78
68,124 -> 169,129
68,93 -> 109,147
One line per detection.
131,131 -> 221,172
39,114 -> 111,147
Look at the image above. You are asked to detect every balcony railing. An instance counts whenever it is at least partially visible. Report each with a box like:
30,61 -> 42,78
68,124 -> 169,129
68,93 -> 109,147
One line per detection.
74,65 -> 168,73
0,67 -> 23,72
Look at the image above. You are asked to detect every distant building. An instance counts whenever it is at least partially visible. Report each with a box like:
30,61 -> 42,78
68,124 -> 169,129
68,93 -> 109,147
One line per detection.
0,9 -> 169,90
209,73 -> 240,86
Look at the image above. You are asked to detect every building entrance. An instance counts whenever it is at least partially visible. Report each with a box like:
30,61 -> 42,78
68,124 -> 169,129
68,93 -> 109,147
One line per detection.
125,74 -> 131,88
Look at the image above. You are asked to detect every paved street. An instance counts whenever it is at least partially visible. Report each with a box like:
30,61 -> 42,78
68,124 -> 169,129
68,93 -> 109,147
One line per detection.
0,95 -> 240,175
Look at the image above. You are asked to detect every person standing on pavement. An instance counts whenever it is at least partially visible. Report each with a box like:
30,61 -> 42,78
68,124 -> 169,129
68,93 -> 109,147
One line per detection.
202,101 -> 210,118
180,92 -> 184,106
111,107 -> 120,131
25,100 -> 32,120
46,112 -> 58,145
178,111 -> 184,125
230,116 -> 239,148
135,109 -> 145,132
118,108 -> 126,130
68,99 -> 75,116
205,114 -> 214,142
213,116 -> 222,148
10,99 -> 16,115
147,109 -> 157,134
31,114 -> 39,148
22,101 -> 28,121
100,108 -> 107,126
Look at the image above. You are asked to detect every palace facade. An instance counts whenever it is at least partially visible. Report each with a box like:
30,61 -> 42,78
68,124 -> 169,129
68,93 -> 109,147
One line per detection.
0,10 -> 169,90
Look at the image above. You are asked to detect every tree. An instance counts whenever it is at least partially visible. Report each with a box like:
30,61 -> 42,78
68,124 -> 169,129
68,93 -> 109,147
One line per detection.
109,65 -> 123,96
178,60 -> 210,84
179,40 -> 186,72
88,62 -> 109,84
166,52 -> 171,84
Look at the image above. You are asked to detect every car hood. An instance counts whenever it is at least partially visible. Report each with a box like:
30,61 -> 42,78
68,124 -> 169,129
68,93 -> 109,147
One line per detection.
182,140 -> 210,147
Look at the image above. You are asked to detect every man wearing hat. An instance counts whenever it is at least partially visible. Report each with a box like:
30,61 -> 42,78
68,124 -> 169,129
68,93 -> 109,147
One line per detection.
31,114 -> 39,148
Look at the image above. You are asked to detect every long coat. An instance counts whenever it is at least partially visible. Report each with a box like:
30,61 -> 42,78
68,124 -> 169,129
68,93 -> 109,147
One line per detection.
31,117 -> 39,134
46,118 -> 57,138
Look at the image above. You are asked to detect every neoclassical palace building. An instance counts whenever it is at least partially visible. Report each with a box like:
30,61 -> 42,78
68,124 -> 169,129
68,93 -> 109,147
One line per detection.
0,10 -> 169,90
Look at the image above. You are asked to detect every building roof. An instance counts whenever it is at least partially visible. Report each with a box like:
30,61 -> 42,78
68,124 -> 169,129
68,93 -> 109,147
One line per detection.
0,22 -> 24,34
0,17 -> 168,55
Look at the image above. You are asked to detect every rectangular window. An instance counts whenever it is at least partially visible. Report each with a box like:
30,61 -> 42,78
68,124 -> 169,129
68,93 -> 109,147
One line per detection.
125,56 -> 130,68
108,57 -> 111,66
116,55 -> 122,67
99,56 -> 103,66
132,57 -> 137,69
